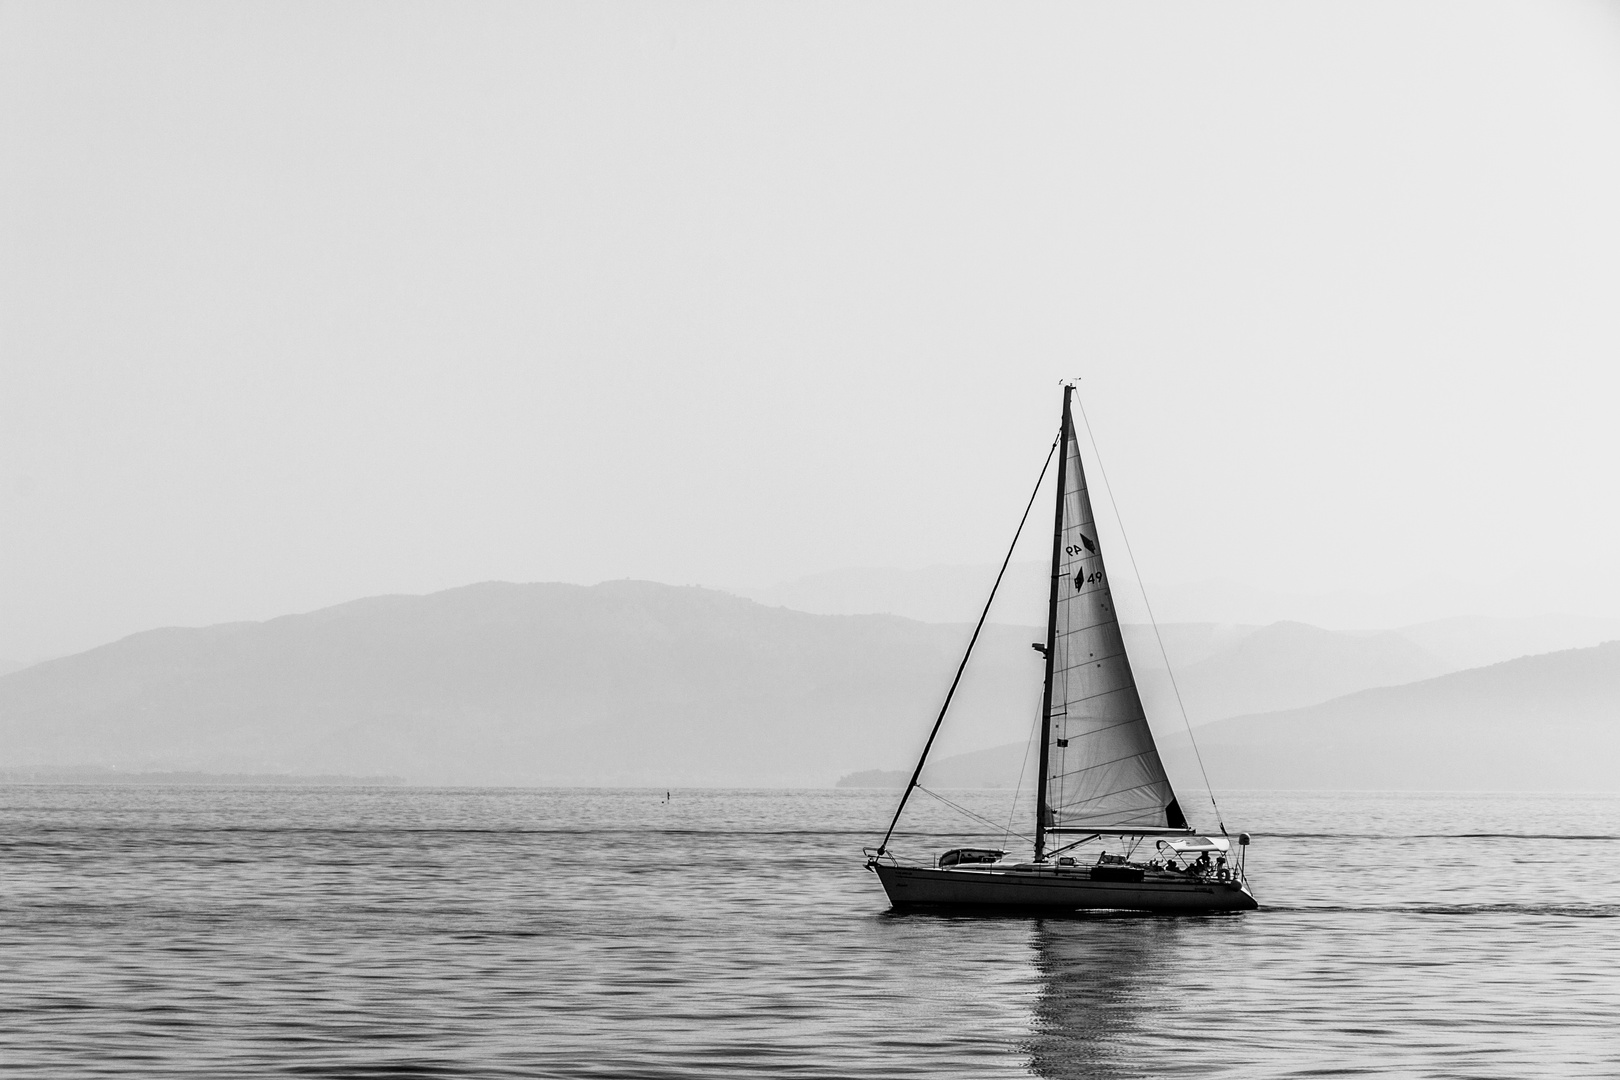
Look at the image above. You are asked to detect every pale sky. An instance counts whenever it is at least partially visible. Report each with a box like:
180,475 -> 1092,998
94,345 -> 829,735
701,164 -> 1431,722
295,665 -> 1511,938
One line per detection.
5,2 -> 1620,661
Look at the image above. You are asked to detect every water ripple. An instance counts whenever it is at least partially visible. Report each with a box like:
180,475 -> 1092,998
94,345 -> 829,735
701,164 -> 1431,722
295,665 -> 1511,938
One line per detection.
0,786 -> 1617,1078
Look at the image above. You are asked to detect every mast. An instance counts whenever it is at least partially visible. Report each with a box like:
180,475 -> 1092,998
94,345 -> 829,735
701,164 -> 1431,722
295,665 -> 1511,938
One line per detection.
1033,384 -> 1072,862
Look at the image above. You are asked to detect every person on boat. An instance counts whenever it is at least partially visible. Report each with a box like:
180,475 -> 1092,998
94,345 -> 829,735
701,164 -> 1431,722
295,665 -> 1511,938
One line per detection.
1193,851 -> 1212,875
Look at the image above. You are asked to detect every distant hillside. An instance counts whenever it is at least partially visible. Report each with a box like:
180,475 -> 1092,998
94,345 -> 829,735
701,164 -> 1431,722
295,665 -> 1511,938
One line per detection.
1129,621 -> 1447,724
11,579 -> 1617,791
738,563 -> 1052,627
737,566 -> 1480,629
1168,641 -> 1620,790
741,566 -> 1620,669
851,642 -> 1620,792
0,581 -> 1046,787
1393,614 -> 1620,671
744,570 -> 1620,725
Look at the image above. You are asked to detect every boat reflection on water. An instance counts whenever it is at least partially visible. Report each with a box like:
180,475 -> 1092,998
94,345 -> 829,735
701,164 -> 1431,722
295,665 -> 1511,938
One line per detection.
1024,917 -> 1189,1080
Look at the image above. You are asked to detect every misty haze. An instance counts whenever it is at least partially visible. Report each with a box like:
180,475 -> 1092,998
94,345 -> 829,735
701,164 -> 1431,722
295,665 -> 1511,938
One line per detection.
5,3 -> 1620,1078
6,577 -> 1620,793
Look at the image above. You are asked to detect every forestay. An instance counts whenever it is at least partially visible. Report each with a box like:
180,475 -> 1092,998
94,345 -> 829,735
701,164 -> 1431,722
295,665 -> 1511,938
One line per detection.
1042,402 -> 1185,833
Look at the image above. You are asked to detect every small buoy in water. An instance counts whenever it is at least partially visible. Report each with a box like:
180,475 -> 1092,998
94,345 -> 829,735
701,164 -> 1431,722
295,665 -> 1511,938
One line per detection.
1238,832 -> 1251,846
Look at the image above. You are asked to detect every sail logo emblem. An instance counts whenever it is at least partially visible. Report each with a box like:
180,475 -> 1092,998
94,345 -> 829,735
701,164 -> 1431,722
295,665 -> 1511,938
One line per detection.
1066,534 -> 1099,592
1063,534 -> 1095,558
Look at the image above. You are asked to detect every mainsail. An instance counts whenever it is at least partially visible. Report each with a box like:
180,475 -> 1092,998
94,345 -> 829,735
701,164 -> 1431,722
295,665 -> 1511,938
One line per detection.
1037,393 -> 1184,846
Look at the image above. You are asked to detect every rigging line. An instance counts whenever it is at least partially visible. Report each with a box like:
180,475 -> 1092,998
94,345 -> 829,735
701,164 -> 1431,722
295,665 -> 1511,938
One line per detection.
1003,699 -> 1045,849
918,785 -> 1035,846
874,433 -> 1061,856
1072,390 -> 1227,834
1044,833 -> 1101,859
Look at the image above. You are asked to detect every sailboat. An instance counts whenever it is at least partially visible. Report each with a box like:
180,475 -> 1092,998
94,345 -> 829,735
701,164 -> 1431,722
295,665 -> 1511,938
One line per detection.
865,385 -> 1258,913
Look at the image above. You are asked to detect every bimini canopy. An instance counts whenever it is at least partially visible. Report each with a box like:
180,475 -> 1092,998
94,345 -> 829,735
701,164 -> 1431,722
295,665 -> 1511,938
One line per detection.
1157,836 -> 1230,854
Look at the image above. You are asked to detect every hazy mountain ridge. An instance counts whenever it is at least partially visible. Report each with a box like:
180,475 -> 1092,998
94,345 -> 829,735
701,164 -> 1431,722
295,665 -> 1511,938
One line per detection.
0,582 -> 1047,786
1392,614 -> 1620,671
740,563 -> 1053,628
742,566 -> 1620,651
846,641 -> 1620,791
1129,621 -> 1449,725
743,567 -> 1620,730
1170,641 -> 1620,791
7,579 -> 1618,789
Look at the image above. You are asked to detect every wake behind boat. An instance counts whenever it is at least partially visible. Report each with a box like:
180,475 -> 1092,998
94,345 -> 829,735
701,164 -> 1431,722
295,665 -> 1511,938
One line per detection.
865,384 -> 1258,913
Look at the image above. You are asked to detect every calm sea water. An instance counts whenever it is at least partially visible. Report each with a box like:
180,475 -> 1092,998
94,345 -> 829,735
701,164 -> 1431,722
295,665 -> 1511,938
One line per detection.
1,785 -> 1616,1078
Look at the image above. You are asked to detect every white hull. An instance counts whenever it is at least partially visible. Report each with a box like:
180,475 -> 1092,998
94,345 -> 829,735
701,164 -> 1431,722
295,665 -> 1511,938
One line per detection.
873,862 -> 1258,913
